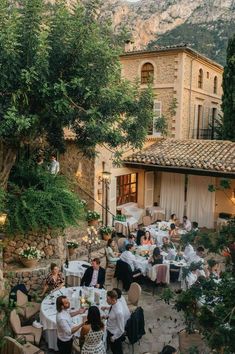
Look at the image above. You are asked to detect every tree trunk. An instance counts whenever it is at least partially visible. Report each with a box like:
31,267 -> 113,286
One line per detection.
0,141 -> 17,190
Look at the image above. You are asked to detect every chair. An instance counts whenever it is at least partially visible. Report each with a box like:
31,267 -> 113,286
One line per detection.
142,215 -> 151,226
2,336 -> 44,354
117,237 -> 127,252
66,275 -> 81,287
10,309 -> 42,346
114,260 -> 133,291
127,282 -> 142,312
149,264 -> 170,294
17,290 -> 40,320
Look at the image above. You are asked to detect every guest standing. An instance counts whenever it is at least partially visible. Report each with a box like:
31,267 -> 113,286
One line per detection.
112,288 -> 130,325
80,306 -> 105,354
106,290 -> 125,354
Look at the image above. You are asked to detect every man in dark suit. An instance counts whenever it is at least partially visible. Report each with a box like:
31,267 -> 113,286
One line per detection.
81,258 -> 105,288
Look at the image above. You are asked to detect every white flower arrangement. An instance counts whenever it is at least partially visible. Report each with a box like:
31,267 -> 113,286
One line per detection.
160,224 -> 169,231
19,246 -> 43,260
67,240 -> 79,249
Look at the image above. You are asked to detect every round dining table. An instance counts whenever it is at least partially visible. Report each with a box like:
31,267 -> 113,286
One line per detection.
40,286 -> 107,351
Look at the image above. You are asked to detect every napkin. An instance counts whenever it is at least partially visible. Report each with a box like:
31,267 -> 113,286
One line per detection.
32,321 -> 43,329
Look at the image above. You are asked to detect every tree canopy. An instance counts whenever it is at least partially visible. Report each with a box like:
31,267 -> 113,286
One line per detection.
0,0 -> 153,188
222,34 -> 235,141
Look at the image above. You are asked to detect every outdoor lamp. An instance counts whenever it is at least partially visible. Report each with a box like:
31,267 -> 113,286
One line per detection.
0,213 -> 7,227
101,171 -> 111,183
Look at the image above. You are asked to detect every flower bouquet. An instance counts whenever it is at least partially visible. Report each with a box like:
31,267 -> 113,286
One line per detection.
19,246 -> 43,268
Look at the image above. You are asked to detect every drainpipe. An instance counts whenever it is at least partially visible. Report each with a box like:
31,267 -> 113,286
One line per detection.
188,58 -> 194,138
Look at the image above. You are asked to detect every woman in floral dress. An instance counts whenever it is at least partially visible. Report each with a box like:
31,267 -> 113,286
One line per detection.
80,306 -> 105,354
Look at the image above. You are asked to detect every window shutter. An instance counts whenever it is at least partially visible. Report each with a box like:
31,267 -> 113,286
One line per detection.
153,101 -> 162,135
144,171 -> 154,208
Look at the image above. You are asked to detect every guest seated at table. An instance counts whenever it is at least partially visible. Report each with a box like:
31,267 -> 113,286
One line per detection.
169,214 -> 177,225
187,246 -> 205,265
182,215 -> 192,232
169,223 -> 177,237
148,247 -> 163,266
192,221 -> 199,233
121,234 -> 136,252
161,237 -> 176,252
79,306 -> 105,354
105,239 -> 120,264
81,258 -> 105,288
136,224 -> 145,246
120,244 -> 141,276
56,295 -> 86,354
206,260 -> 221,280
141,231 -> 154,246
41,263 -> 64,297
183,242 -> 194,261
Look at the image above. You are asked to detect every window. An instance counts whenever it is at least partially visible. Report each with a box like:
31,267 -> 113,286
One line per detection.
213,76 -> 218,94
141,62 -> 154,84
207,72 -> 210,79
148,101 -> 162,135
198,69 -> 203,89
116,173 -> 138,206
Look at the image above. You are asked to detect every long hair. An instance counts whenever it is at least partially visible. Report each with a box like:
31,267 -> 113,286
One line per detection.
87,306 -> 104,331
153,247 -> 161,260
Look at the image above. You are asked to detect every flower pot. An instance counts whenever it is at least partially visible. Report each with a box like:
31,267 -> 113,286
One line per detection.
20,258 -> 39,268
68,248 -> 76,257
88,219 -> 99,227
102,233 -> 111,241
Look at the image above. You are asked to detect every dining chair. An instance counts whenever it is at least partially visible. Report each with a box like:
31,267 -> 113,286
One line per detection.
149,264 -> 170,295
66,275 -> 81,287
142,215 -> 151,226
10,309 -> 42,346
2,336 -> 44,354
17,290 -> 41,320
127,282 -> 142,312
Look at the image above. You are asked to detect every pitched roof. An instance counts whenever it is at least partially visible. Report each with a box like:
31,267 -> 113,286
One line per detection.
124,139 -> 235,177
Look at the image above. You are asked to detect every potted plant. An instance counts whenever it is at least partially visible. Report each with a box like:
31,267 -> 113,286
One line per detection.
99,226 -> 113,241
86,210 -> 100,226
67,240 -> 79,256
19,247 -> 43,268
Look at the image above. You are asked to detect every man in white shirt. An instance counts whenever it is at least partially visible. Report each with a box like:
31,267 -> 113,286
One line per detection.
183,216 -> 192,232
113,288 -> 130,325
106,290 -> 125,354
48,154 -> 60,175
56,296 -> 86,354
183,243 -> 195,261
120,244 -> 136,272
187,246 -> 206,277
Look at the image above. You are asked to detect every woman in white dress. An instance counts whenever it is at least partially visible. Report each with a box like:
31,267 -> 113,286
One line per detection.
80,306 -> 105,354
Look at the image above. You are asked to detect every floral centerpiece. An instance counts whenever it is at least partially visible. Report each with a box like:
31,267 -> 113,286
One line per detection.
19,246 -> 43,268
99,225 -> 113,240
86,210 -> 100,226
160,224 -> 170,231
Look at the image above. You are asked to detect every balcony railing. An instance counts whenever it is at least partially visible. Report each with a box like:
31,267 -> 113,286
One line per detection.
191,128 -> 214,140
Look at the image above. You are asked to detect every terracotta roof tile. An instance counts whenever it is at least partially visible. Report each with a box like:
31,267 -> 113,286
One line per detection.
124,139 -> 235,174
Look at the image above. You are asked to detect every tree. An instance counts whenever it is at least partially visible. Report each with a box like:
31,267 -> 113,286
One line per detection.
0,0 -> 153,189
221,34 -> 235,141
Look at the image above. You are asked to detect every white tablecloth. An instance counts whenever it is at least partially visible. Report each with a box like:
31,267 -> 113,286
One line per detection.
40,287 -> 107,351
148,261 -> 170,283
63,260 -> 90,277
145,226 -> 169,245
146,206 -> 165,222
133,255 -> 149,275
114,217 -> 138,236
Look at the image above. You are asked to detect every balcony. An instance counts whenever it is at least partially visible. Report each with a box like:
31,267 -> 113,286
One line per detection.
191,128 -> 214,140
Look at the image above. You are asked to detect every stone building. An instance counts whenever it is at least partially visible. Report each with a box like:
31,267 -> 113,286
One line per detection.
60,46 -> 234,229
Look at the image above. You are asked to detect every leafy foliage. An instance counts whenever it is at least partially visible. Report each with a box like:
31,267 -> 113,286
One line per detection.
0,0 -> 153,167
222,34 -> 235,141
5,161 -> 84,234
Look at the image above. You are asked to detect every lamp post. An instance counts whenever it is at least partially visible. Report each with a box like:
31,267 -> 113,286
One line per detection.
101,171 -> 111,226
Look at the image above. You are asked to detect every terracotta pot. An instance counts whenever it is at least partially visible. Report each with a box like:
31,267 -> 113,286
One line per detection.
68,248 -> 76,256
179,330 -> 206,353
88,219 -> 99,227
20,258 -> 39,268
103,233 -> 111,241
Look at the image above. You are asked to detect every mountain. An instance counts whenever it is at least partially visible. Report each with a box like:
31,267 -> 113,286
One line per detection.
98,0 -> 235,65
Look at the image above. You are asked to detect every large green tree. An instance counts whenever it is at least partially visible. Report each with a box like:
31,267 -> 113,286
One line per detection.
0,0 -> 153,188
222,34 -> 235,141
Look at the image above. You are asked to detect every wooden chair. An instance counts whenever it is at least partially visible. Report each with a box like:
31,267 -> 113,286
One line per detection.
10,309 -> 42,346
16,290 -> 40,320
2,336 -> 44,354
127,282 -> 142,312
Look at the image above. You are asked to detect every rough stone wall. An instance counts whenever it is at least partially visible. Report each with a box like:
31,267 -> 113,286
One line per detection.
59,141 -> 95,210
3,233 -> 65,265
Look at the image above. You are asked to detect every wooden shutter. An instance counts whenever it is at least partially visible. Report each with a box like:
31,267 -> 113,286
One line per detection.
144,172 -> 154,208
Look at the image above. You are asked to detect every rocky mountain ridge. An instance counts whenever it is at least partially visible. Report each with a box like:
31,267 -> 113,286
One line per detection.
98,0 -> 235,64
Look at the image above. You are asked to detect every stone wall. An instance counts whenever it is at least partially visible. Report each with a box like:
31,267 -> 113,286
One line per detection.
3,233 -> 65,265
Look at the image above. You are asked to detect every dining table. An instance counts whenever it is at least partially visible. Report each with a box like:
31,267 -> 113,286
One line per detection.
40,286 -> 107,351
63,260 -> 91,286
